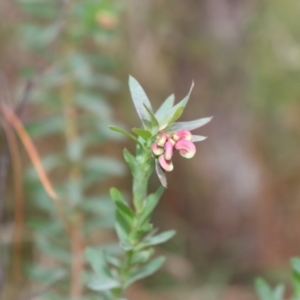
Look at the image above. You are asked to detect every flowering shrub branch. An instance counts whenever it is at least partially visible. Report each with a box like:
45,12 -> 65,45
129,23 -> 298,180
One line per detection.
86,76 -> 211,299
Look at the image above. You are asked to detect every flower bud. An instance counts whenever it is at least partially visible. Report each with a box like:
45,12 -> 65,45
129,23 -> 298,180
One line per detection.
172,133 -> 180,141
164,141 -> 174,160
152,143 -> 164,156
158,155 -> 174,172
157,133 -> 167,147
175,139 -> 196,159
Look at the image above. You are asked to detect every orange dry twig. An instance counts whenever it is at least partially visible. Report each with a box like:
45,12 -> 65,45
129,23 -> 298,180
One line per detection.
0,104 -> 66,223
1,120 -> 24,281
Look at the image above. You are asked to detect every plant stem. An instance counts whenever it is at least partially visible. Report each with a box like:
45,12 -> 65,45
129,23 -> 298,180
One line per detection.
61,73 -> 85,299
133,143 -> 153,212
70,215 -> 84,299
114,142 -> 154,299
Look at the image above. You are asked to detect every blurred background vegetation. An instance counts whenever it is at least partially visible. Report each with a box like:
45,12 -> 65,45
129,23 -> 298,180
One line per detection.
1,0 -> 300,299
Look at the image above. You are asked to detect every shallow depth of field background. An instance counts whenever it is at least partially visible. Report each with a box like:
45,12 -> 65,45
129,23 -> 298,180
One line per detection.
1,0 -> 300,299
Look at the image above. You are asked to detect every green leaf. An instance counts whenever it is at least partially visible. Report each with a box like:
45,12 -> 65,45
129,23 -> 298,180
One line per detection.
143,104 -> 159,135
255,278 -> 275,300
83,157 -> 125,174
166,106 -> 184,127
291,257 -> 300,274
110,188 -> 126,204
123,149 -> 139,175
21,23 -> 59,50
291,257 -> 300,296
139,186 -> 164,226
84,217 -> 114,234
132,128 -> 152,140
76,93 -> 112,119
115,209 -> 132,243
128,76 -> 153,128
142,230 -> 176,248
85,247 -> 111,278
26,265 -> 66,283
26,116 -> 64,138
110,188 -> 135,224
19,1 -> 58,19
131,248 -> 155,265
126,256 -> 166,286
155,159 -> 167,188
109,125 -> 140,144
273,284 -> 285,300
115,202 -> 135,220
155,94 -> 175,122
36,237 -> 70,263
160,82 -> 194,129
88,277 -> 120,291
168,116 -> 213,132
79,196 -> 114,214
191,135 -> 207,142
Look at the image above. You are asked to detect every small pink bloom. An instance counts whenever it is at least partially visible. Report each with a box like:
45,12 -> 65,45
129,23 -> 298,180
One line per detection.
177,130 -> 192,141
164,141 -> 174,160
158,155 -> 174,172
157,133 -> 167,147
152,143 -> 164,156
175,139 -> 196,159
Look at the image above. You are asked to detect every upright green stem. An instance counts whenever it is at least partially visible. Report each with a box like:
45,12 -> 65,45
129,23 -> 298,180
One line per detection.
133,142 -> 153,212
113,142 -> 154,299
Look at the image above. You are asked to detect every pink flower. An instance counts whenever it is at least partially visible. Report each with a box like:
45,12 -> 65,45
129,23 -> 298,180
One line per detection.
158,155 -> 174,172
176,130 -> 192,141
175,139 -> 196,159
153,129 -> 197,173
164,141 -> 174,160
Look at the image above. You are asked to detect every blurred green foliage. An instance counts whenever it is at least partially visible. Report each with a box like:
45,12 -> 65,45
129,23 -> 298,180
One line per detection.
2,0 -> 126,299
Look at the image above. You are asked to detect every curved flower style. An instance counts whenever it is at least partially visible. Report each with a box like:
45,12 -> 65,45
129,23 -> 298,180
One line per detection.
110,76 -> 212,187
175,139 -> 196,159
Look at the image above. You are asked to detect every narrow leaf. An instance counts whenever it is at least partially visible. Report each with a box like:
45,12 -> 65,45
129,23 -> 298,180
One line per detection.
115,201 -> 135,221
132,128 -> 152,140
291,257 -> 300,296
110,187 -> 126,204
155,94 -> 175,122
115,209 -> 131,243
142,230 -> 176,247
255,278 -> 275,300
291,257 -> 300,274
123,149 -> 139,175
168,116 -> 212,132
128,76 -> 153,128
155,159 -> 167,188
143,104 -> 159,135
160,82 -> 194,129
191,135 -> 207,142
273,284 -> 285,300
85,248 -> 111,278
139,186 -> 164,226
108,125 -> 140,144
166,106 -> 184,126
131,249 -> 155,265
126,256 -> 166,286
88,277 -> 120,291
